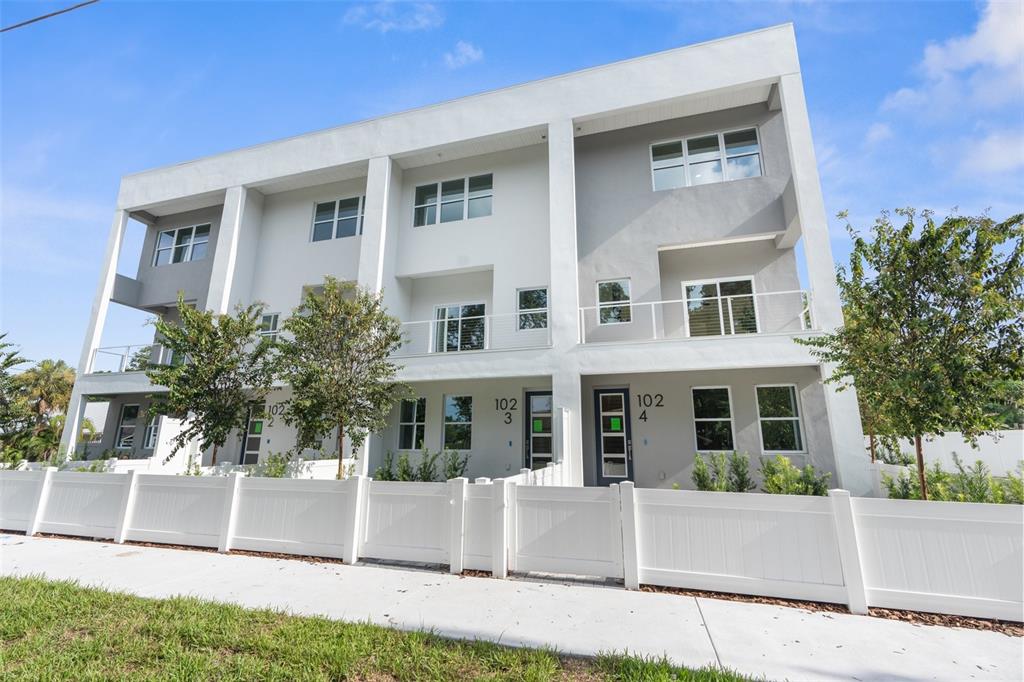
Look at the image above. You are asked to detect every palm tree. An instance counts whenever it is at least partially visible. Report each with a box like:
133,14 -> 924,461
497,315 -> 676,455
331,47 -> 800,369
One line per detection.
15,359 -> 75,421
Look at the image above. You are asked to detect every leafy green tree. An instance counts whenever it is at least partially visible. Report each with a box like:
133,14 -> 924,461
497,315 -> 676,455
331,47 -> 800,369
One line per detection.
277,277 -> 407,479
799,210 -> 1024,499
0,334 -> 31,453
14,358 -> 75,422
146,293 -> 277,465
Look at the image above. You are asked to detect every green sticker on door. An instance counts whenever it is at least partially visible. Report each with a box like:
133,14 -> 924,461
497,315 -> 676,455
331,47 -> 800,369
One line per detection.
609,417 -> 622,432
532,419 -> 543,433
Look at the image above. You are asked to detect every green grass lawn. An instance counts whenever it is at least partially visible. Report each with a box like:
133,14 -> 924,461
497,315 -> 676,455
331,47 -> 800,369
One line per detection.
0,576 -> 754,681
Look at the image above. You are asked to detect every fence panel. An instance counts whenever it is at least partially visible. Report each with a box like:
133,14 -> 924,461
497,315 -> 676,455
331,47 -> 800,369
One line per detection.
0,470 -> 45,531
634,489 -> 847,603
361,481 -> 450,563
853,497 -> 1024,621
34,472 -> 126,539
231,477 -> 352,558
125,475 -> 227,548
463,483 -> 493,570
514,485 -> 623,578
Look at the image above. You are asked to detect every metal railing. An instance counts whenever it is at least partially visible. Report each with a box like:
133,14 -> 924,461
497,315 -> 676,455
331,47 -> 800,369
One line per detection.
90,344 -> 173,374
578,290 -> 814,344
395,311 -> 552,357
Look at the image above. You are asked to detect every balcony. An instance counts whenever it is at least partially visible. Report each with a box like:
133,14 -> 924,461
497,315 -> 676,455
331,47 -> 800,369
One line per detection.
90,344 -> 173,374
395,311 -> 551,358
579,289 -> 814,345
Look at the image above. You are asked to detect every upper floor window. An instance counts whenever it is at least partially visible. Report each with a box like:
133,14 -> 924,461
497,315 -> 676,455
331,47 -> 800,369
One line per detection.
683,277 -> 758,336
414,174 -> 493,227
153,224 -> 211,266
597,279 -> 632,325
312,196 -> 364,242
433,303 -> 486,352
517,287 -> 548,330
650,128 -> 761,191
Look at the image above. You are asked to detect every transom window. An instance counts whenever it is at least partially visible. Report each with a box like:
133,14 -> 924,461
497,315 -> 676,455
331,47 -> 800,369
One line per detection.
517,287 -> 549,330
692,387 -> 734,452
414,174 -> 493,226
443,395 -> 473,450
259,314 -> 280,342
312,196 -> 365,242
433,303 -> 486,352
153,224 -> 211,266
683,278 -> 758,336
398,398 -> 426,450
116,404 -> 140,449
757,385 -> 804,452
597,279 -> 632,325
651,128 -> 762,191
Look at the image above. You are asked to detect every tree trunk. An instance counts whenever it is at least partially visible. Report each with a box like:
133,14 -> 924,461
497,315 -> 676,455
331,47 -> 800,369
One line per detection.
211,443 -> 218,467
868,433 -> 877,464
914,435 -> 927,500
336,418 -> 345,480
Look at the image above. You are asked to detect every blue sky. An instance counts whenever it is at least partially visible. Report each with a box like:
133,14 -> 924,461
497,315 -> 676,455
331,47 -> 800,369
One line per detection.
2,0 -> 1021,366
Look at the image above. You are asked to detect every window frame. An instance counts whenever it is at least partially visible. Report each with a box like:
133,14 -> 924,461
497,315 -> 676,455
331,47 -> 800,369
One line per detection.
432,301 -> 488,352
310,195 -> 365,243
397,397 -> 427,451
152,223 -> 212,267
680,275 -> 760,337
690,386 -> 736,453
259,313 -> 280,342
596,278 -> 633,326
649,126 -> 763,192
442,394 -> 473,451
413,173 -> 493,227
115,403 -> 141,450
143,415 -> 160,450
754,383 -> 807,454
516,286 -> 549,332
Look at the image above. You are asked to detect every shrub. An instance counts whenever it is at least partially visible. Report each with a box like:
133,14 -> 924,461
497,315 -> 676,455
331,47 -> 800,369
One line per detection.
692,452 -> 756,492
260,452 -> 290,478
759,455 -> 830,496
883,455 -> 1023,504
414,449 -> 440,482
443,449 -> 470,480
374,452 -> 395,481
395,452 -> 414,481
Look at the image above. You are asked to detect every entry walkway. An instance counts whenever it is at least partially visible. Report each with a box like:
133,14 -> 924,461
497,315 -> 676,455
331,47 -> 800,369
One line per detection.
1,534 -> 1019,681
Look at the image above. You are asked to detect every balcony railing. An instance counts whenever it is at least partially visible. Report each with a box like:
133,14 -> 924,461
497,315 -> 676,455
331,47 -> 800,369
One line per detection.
90,344 -> 173,374
395,311 -> 552,357
579,290 -> 814,344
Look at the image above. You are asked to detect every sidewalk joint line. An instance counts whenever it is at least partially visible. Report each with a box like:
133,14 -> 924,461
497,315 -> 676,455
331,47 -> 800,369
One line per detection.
694,597 -> 722,669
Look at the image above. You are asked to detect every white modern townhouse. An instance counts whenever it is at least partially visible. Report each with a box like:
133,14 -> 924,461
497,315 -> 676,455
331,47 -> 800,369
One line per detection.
60,24 -> 872,494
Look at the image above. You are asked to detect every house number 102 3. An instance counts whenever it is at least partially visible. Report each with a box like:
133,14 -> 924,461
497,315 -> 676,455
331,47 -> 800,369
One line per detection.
495,398 -> 518,424
636,393 -> 663,422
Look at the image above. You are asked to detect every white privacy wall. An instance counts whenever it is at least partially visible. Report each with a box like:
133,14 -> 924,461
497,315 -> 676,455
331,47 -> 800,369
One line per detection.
1,469 -> 1020,621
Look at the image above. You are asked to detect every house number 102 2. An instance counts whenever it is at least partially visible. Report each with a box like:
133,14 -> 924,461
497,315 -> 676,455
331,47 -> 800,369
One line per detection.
636,393 -> 663,422
495,398 -> 518,424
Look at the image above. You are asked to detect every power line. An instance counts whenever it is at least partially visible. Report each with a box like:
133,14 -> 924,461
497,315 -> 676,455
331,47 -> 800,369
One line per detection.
1,0 -> 100,33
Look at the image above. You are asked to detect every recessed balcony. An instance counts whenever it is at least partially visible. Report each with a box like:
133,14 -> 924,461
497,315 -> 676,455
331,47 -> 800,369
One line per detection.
395,309 -> 551,358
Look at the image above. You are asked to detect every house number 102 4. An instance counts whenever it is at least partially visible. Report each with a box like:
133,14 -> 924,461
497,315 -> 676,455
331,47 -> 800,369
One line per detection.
636,393 -> 663,422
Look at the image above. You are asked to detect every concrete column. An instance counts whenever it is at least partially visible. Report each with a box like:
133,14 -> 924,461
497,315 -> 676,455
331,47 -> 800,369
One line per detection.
207,186 -> 262,314
59,209 -> 130,457
777,74 -> 869,495
357,156 -> 396,294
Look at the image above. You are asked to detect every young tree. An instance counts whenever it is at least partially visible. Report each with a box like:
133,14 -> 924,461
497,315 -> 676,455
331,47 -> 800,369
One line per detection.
277,277 -> 408,479
0,334 -> 31,461
14,358 -> 75,422
146,293 -> 277,465
799,210 -> 1023,499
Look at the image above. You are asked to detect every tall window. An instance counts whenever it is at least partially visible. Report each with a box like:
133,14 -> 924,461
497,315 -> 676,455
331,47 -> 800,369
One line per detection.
517,287 -> 548,330
691,387 -> 734,451
756,385 -> 804,452
398,398 -> 426,450
433,303 -> 486,352
443,395 -> 473,450
414,174 -> 492,226
259,313 -> 280,342
143,415 -> 160,450
597,279 -> 632,324
153,224 -> 211,266
312,196 -> 364,242
116,404 -> 140,449
651,128 -> 761,191
683,278 -> 757,336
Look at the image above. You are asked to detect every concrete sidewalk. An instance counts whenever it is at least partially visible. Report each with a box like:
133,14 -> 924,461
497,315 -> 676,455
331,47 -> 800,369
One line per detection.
1,534 -> 1019,681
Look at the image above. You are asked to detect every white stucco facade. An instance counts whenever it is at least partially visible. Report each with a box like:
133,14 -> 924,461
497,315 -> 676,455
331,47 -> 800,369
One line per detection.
61,25 -> 871,494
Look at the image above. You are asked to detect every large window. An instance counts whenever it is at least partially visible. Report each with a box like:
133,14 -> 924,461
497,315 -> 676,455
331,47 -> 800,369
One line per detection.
398,398 -> 426,450
259,313 -> 280,342
153,224 -> 211,266
597,279 -> 632,325
651,128 -> 761,191
116,404 -> 140,450
143,415 -> 160,450
312,196 -> 364,242
683,277 -> 758,336
443,395 -> 473,450
414,174 -> 492,226
691,387 -> 734,452
756,385 -> 804,452
433,303 -> 486,352
517,287 -> 548,330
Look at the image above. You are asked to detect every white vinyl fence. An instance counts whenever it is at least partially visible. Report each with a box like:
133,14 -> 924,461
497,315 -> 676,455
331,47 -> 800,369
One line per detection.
1,470 -> 1020,621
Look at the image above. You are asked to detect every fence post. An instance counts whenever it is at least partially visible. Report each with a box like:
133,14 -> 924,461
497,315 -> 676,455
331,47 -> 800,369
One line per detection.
217,472 -> 243,553
829,489 -> 869,615
344,475 -> 367,565
449,477 -> 467,574
114,470 -> 139,543
491,478 -> 509,578
619,481 -> 640,589
26,467 -> 56,537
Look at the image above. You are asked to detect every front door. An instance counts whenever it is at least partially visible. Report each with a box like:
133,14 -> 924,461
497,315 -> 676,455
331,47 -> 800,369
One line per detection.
594,388 -> 632,485
525,391 -> 553,470
240,403 -> 264,465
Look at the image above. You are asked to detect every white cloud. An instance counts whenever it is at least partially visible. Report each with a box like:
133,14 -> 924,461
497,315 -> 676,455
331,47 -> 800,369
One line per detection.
343,2 -> 443,33
864,122 -> 893,147
958,129 -> 1024,175
443,41 -> 483,70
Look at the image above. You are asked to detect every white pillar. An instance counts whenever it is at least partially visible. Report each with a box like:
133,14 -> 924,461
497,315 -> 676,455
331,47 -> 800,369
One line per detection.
207,185 -> 262,314
357,156 -> 396,293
